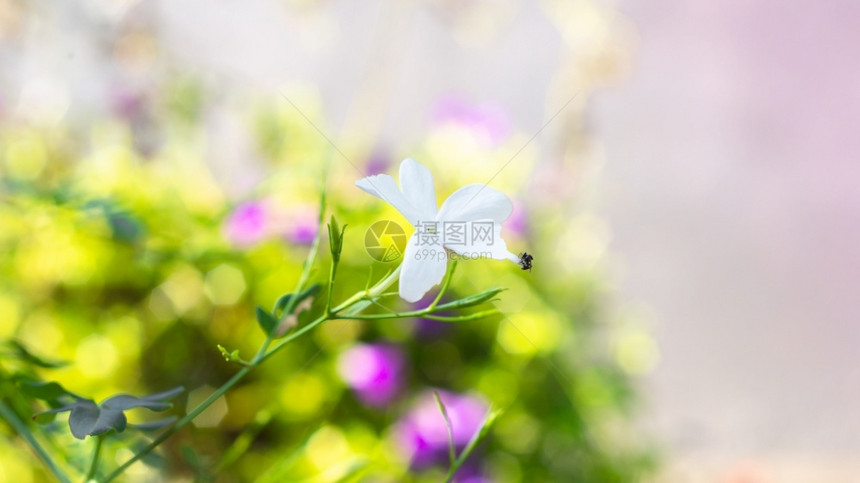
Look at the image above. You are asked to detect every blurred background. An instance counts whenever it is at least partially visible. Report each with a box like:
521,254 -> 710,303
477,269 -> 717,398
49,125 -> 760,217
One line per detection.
1,0 -> 858,482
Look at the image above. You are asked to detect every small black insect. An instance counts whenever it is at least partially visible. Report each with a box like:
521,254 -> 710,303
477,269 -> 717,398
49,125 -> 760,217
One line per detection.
518,252 -> 534,272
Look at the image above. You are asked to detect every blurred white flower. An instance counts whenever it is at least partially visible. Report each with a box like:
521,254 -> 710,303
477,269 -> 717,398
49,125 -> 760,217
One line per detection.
356,158 -> 519,302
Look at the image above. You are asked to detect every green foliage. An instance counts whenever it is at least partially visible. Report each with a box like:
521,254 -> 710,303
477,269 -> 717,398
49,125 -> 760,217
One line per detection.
327,215 -> 347,263
0,80 -> 655,482
32,386 -> 183,440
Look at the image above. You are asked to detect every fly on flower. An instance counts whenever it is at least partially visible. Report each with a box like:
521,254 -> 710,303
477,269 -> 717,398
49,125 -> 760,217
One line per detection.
356,158 -> 523,302
518,252 -> 534,271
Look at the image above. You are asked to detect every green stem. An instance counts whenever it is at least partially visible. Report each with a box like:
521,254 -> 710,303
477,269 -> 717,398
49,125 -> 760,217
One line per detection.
0,399 -> 71,483
84,435 -> 103,482
102,365 -> 253,482
429,260 -> 457,311
104,265 -> 402,482
324,258 -> 338,315
261,265 -> 402,364
433,392 -> 456,468
330,266 -> 401,314
443,409 -> 501,483
335,308 -> 497,322
214,407 -> 273,472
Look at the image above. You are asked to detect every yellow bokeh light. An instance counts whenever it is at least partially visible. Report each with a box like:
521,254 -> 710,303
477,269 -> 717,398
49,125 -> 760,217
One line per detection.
279,372 -> 327,417
496,311 -> 563,355
204,264 -> 247,306
0,293 -> 21,338
305,425 -> 351,471
18,311 -> 63,357
159,265 -> 205,315
75,334 -> 119,378
188,386 -> 228,428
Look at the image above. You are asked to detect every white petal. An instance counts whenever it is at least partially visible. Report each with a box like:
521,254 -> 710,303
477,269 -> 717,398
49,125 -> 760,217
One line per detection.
443,220 -> 519,262
436,184 -> 513,224
399,158 -> 438,222
399,232 -> 448,302
355,174 -> 423,226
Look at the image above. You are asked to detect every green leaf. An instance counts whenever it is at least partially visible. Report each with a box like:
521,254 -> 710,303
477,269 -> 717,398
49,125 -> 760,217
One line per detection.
445,406 -> 503,482
433,392 -> 457,468
100,395 -> 172,412
273,294 -> 294,317
129,417 -> 177,431
273,284 -> 321,318
139,386 -> 185,402
327,215 -> 346,263
32,387 -> 184,439
87,408 -> 127,437
181,444 -> 204,473
256,306 -> 279,335
4,340 -> 68,368
32,409 -> 62,424
67,400 -> 101,440
434,288 -> 506,311
19,381 -> 74,402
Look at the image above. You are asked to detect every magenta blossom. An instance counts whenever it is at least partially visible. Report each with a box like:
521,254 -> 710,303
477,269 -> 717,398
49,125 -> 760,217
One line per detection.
432,96 -> 511,147
503,199 -> 528,237
410,292 -> 452,339
224,201 -> 268,247
395,390 -> 489,468
337,344 -> 405,407
365,150 -> 390,175
284,206 -> 319,246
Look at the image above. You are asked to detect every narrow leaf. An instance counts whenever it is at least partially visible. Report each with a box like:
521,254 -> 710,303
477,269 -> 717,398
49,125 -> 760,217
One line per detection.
434,288 -> 506,311
100,395 -> 172,411
433,392 -> 457,468
32,403 -> 77,424
140,386 -> 185,402
5,340 -> 67,368
129,416 -> 177,431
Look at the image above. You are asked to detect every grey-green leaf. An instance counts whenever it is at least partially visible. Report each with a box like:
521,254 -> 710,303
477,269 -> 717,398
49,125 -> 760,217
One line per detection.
130,416 -> 177,431
140,386 -> 184,402
88,408 -> 127,437
68,401 -> 101,440
101,395 -> 172,411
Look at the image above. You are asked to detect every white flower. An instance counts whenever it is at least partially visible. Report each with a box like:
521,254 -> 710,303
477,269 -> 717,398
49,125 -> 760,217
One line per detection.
356,158 -> 520,302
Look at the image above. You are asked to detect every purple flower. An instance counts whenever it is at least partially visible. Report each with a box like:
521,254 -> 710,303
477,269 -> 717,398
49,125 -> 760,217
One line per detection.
503,199 -> 528,237
432,96 -> 511,147
110,87 -> 147,121
224,201 -> 268,247
337,344 -> 405,407
395,390 -> 489,468
410,292 -> 452,339
284,207 -> 319,246
365,150 -> 390,175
